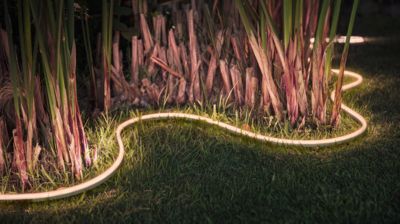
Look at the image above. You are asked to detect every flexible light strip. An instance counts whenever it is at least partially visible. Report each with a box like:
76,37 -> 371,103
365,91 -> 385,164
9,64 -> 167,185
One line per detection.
310,36 -> 366,44
0,69 -> 367,201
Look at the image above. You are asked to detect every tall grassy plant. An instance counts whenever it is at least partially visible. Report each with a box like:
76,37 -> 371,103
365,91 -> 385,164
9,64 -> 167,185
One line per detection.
3,0 -> 29,189
0,0 -> 93,189
311,0 -> 330,125
236,0 -> 359,127
30,0 -> 92,178
331,0 -> 360,127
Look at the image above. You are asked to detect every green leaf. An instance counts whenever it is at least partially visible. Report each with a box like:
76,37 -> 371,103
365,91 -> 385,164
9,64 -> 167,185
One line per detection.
114,6 -> 132,16
113,20 -> 130,32
283,0 -> 293,49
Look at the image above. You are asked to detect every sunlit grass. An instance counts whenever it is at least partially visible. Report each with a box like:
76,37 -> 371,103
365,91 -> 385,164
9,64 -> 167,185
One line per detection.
0,72 -> 362,194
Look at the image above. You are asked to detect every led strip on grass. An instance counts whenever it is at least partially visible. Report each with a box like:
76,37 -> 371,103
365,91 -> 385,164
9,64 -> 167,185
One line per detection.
310,36 -> 366,44
0,69 -> 367,202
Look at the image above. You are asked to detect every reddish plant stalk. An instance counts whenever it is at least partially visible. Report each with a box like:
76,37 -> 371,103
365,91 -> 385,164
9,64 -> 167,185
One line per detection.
245,68 -> 257,108
13,118 -> 28,190
131,36 -> 139,84
0,117 -> 6,175
219,60 -> 232,97
247,35 -> 283,120
140,14 -> 154,54
206,31 -> 224,96
230,65 -> 244,105
186,9 -> 202,103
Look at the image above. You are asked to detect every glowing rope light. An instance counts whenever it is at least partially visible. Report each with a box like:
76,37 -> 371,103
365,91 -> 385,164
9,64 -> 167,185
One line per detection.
336,36 -> 365,44
310,36 -> 366,44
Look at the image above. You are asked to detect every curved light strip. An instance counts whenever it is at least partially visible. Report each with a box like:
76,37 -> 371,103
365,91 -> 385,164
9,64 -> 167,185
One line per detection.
336,36 -> 365,44
310,36 -> 366,44
0,69 -> 367,202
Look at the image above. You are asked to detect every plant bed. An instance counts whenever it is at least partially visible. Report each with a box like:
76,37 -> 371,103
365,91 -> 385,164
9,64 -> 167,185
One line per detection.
0,69 -> 367,200
0,0 -> 364,201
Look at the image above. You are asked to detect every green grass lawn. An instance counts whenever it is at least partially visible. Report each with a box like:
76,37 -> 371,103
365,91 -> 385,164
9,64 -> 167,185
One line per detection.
1,14 -> 400,224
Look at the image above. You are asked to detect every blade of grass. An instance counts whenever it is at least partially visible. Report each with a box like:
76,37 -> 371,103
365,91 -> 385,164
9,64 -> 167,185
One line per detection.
283,0 -> 293,50
325,0 -> 342,80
